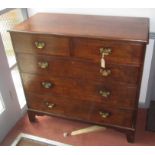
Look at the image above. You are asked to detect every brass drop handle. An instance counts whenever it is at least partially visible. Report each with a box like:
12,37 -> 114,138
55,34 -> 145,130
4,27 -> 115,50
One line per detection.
35,41 -> 45,49
38,62 -> 49,69
45,102 -> 55,109
100,48 -> 112,69
100,69 -> 111,77
41,82 -> 53,89
99,47 -> 112,56
99,90 -> 110,98
99,111 -> 110,118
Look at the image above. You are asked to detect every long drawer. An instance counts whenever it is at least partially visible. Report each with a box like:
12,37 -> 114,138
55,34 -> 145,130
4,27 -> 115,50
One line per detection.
27,93 -> 134,128
22,73 -> 137,109
11,33 -> 70,56
73,38 -> 145,66
17,53 -> 140,85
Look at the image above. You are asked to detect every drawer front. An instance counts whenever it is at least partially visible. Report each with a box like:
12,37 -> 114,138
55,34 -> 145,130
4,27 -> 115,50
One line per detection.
22,73 -> 137,109
27,93 -> 133,128
90,105 -> 134,128
17,53 -> 140,85
73,38 -> 145,66
11,33 -> 70,56
27,93 -> 92,120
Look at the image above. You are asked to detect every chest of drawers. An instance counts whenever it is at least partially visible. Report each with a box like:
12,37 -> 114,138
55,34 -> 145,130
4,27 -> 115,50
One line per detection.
9,13 -> 149,143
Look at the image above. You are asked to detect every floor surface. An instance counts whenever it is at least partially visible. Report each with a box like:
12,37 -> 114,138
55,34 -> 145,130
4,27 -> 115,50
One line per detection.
1,108 -> 155,146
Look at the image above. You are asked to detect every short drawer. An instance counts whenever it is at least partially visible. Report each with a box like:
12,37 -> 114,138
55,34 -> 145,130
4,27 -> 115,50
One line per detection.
17,53 -> 140,85
90,105 -> 134,128
26,93 -> 92,120
73,38 -> 145,66
22,73 -> 138,109
10,32 -> 70,56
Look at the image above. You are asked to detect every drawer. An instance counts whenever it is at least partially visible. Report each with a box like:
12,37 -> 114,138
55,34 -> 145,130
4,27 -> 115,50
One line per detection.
90,105 -> 134,128
22,73 -> 138,109
10,32 -> 70,56
73,38 -> 145,66
17,53 -> 140,85
26,93 -> 92,120
27,93 -> 134,128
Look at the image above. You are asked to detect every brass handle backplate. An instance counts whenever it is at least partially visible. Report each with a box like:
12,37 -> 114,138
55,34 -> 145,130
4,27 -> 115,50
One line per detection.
38,62 -> 49,69
99,48 -> 112,56
41,82 -> 53,89
45,102 -> 55,109
99,111 -> 110,118
35,41 -> 45,49
99,90 -> 110,98
100,69 -> 111,77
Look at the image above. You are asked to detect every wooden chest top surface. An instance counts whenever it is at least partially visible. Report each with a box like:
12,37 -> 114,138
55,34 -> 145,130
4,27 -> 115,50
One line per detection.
10,13 -> 149,43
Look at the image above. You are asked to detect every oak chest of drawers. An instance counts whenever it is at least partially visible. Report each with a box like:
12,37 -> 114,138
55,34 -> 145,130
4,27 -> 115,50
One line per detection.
9,13 -> 149,142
